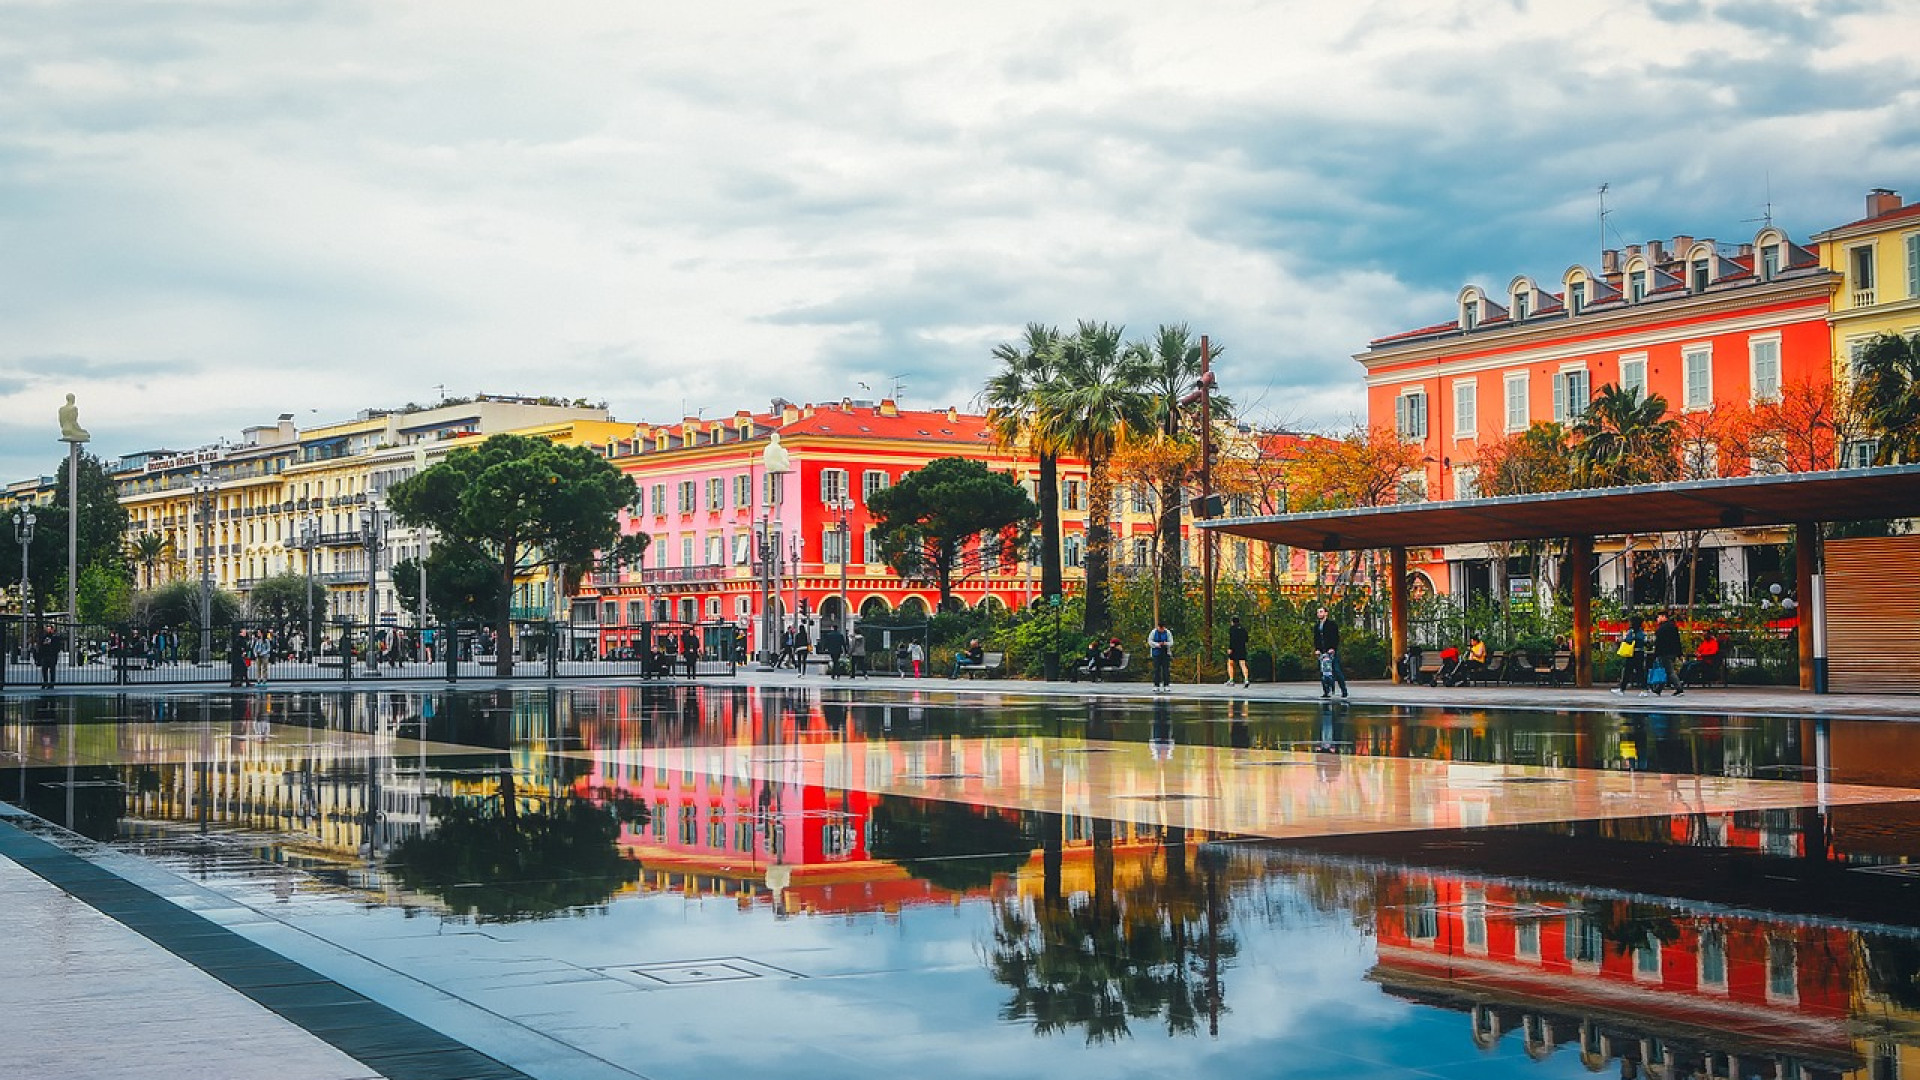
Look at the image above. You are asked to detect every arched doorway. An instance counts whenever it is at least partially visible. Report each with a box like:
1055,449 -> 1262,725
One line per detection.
859,596 -> 892,622
897,595 -> 929,621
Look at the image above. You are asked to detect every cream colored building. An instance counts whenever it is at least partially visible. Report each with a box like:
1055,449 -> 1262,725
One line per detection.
116,396 -> 625,625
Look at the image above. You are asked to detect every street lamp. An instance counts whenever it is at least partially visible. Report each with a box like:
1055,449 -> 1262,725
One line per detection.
12,507 -> 34,659
360,501 -> 385,673
828,495 -> 853,638
290,515 -> 319,659
760,434 -> 791,667
192,467 -> 216,665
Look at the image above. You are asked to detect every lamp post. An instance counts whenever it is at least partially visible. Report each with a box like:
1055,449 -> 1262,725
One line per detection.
192,467 -> 216,665
360,501 -> 385,673
760,434 -> 791,666
829,495 -> 853,637
292,515 -> 319,658
12,508 -> 34,660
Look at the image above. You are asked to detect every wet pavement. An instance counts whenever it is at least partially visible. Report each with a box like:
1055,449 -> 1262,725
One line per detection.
6,682 -> 1920,1079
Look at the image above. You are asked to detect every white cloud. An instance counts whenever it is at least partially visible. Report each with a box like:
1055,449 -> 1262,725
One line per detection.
1,0 -> 1917,477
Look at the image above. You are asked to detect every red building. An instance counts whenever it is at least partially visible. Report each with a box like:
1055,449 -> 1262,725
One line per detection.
1358,224 -> 1838,601
572,398 -> 1089,657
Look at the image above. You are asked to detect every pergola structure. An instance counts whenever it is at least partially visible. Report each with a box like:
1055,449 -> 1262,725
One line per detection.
1200,464 -> 1920,691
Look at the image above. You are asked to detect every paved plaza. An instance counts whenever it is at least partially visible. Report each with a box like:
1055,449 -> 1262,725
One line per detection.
4,677 -> 1920,1079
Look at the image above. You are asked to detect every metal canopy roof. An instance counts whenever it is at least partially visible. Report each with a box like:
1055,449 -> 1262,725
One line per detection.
1202,464 -> 1920,552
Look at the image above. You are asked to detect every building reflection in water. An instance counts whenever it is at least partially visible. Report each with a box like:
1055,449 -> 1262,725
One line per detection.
7,686 -> 1920,1073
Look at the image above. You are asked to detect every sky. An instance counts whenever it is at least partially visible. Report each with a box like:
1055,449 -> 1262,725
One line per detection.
3,0 -> 1918,482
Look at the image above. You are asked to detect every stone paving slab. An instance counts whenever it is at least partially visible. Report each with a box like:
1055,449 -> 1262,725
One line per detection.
0,851 -> 384,1080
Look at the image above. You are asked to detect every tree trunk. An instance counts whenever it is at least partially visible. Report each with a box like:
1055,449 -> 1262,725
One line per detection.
1038,452 -> 1062,601
495,537 -> 517,678
1157,476 -> 1182,598
1083,460 -> 1114,634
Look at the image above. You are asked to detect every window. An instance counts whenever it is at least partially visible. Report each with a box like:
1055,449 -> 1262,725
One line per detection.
1397,469 -> 1426,503
1683,345 -> 1713,410
1461,298 -> 1479,330
680,536 -> 694,567
1568,280 -> 1586,315
1454,465 -> 1480,500
1452,379 -> 1477,437
676,480 -> 697,514
1565,914 -> 1603,966
1634,935 -> 1662,980
1691,257 -> 1710,293
1629,269 -> 1646,303
732,533 -> 752,565
1760,244 -> 1780,281
1063,479 -> 1086,511
820,468 -> 849,505
1513,291 -> 1529,320
706,477 -> 724,511
1618,354 -> 1647,400
1129,485 -> 1151,514
1129,537 -> 1150,567
863,469 -> 889,499
733,473 -> 751,507
762,473 -> 784,505
1907,233 -> 1920,298
1767,938 -> 1798,1003
1750,335 -> 1782,402
652,535 -> 667,567
1463,889 -> 1487,953
1394,390 -> 1428,440
706,535 -> 724,565
1515,918 -> 1540,961
1503,372 -> 1529,432
1850,243 -> 1876,303
627,600 -> 646,624
1062,533 -> 1084,567
864,530 -> 884,564
823,526 -> 848,564
650,484 -> 666,516
1552,368 -> 1590,424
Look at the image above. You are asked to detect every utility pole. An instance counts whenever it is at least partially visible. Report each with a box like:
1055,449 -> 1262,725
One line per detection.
1199,335 -> 1216,658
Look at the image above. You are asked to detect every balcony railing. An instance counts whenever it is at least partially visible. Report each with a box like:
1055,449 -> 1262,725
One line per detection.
1853,287 -> 1877,308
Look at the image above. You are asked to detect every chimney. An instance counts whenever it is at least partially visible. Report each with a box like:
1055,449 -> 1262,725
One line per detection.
946,406 -> 959,422
877,399 -> 898,417
1625,244 -> 1643,262
781,402 -> 800,426
1645,240 -> 1665,265
1869,188 -> 1903,218
1670,235 -> 1693,255
1601,249 -> 1620,274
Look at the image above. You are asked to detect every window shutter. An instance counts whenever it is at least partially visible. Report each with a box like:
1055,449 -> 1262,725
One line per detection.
1907,234 -> 1920,298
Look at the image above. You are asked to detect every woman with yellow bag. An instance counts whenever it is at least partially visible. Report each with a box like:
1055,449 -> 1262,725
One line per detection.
1611,615 -> 1647,695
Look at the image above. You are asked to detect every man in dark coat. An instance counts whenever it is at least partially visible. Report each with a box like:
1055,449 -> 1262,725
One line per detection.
1651,610 -> 1684,696
33,625 -> 61,688
1312,606 -> 1349,699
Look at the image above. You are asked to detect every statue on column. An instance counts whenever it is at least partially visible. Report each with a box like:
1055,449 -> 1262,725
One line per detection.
58,393 -> 90,443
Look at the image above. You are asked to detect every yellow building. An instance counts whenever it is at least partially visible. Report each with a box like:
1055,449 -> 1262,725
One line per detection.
116,397 -> 627,625
1813,186 -> 1920,462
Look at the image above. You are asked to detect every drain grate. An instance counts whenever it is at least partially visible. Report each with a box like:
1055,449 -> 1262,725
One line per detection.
597,956 -> 805,988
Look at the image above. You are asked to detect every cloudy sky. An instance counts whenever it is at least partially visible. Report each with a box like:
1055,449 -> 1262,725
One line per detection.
3,0 -> 1917,481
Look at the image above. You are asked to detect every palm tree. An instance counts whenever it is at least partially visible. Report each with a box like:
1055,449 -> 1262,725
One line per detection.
1040,321 -> 1152,634
1571,383 -> 1680,488
985,323 -> 1064,603
1130,324 -> 1232,606
1853,332 -> 1920,464
127,531 -> 172,590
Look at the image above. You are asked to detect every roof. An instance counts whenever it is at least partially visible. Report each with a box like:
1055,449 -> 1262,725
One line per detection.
1201,465 -> 1920,551
1815,199 -> 1920,237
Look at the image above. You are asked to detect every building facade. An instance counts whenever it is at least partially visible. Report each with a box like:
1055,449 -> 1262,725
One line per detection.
574,398 -> 1087,656
1813,186 -> 1920,460
1358,222 -> 1838,602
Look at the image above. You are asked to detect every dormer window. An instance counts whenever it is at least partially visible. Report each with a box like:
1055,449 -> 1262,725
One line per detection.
1628,267 -> 1647,303
1760,244 -> 1780,281
1569,280 -> 1586,314
1462,299 -> 1479,330
1514,292 -> 1530,320
1691,257 -> 1710,293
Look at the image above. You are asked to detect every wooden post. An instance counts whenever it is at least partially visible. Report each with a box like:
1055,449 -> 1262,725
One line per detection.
1569,534 -> 1593,687
1796,521 -> 1817,691
1389,546 -> 1409,684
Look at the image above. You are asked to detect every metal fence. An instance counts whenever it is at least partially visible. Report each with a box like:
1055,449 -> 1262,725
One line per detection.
0,617 -> 740,688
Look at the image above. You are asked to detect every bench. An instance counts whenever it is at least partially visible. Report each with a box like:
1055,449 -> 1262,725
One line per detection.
1459,651 -> 1507,687
1071,652 -> 1131,682
955,652 -> 1005,679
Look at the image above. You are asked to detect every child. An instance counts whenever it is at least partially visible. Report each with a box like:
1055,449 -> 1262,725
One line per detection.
1319,651 -> 1337,697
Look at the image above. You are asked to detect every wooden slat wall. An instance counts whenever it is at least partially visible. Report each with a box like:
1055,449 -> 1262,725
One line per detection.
1826,537 -> 1920,694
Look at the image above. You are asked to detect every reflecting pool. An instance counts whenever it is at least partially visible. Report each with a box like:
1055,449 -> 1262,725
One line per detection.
6,685 -> 1920,1080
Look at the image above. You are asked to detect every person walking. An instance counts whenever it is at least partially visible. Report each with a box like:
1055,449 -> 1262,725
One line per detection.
907,639 -> 924,678
1147,621 -> 1174,692
33,625 -> 61,689
1651,610 -> 1684,697
1612,615 -> 1648,696
848,628 -> 868,677
820,623 -> 846,679
1226,616 -> 1251,687
793,623 -> 811,676
228,628 -> 251,687
1312,606 -> 1349,699
251,630 -> 272,684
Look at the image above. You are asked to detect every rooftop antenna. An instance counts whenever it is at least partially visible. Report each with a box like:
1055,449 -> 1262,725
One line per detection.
1743,172 -> 1775,229
1598,182 -> 1610,264
890,373 -> 907,402
432,383 -> 445,404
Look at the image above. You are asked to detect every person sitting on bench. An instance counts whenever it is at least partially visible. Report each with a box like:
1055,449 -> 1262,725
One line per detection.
951,638 -> 986,678
1450,635 -> 1488,685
